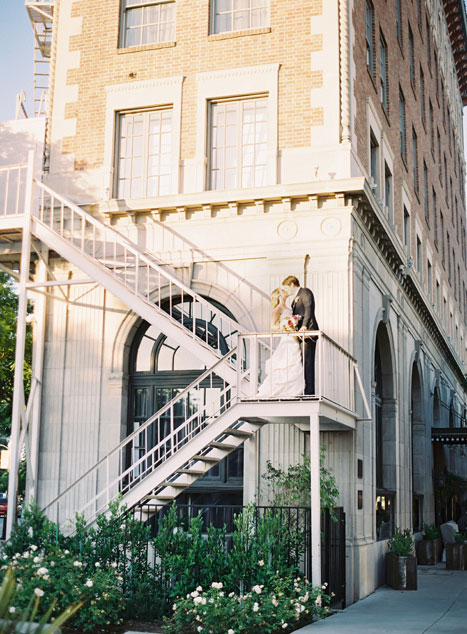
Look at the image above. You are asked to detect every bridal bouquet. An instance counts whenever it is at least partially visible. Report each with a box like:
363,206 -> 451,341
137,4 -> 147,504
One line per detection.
279,314 -> 299,332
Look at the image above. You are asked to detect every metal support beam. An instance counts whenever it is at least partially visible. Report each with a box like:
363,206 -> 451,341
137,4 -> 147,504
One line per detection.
7,151 -> 35,538
310,411 -> 321,586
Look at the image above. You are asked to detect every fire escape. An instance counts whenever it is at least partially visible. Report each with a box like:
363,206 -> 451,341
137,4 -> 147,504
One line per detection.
25,0 -> 54,116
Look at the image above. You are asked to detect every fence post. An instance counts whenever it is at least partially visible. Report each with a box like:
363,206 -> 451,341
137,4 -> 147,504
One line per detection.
309,409 -> 321,586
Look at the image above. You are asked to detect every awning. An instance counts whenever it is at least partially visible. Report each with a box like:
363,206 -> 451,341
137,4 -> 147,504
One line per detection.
431,427 -> 467,444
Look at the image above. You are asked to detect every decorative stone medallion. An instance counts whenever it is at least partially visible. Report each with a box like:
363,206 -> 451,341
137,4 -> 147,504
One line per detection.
277,220 -> 298,240
321,217 -> 342,236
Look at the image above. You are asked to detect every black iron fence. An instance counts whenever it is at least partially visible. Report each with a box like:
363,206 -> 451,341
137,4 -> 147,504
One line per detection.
129,502 -> 346,608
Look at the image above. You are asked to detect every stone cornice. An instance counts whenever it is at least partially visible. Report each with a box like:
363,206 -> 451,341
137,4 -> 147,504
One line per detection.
353,184 -> 465,384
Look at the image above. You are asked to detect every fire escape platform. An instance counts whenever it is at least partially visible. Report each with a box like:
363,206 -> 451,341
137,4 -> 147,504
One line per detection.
236,398 -> 357,431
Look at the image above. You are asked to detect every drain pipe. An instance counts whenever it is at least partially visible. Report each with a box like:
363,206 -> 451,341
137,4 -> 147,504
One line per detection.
303,254 -> 310,287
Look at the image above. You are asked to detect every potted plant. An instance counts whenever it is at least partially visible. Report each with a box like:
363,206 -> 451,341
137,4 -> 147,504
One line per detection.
416,523 -> 442,565
446,532 -> 466,570
386,527 -> 417,590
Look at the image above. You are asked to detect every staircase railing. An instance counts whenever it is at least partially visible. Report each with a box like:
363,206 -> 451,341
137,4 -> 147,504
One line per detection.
34,180 -> 244,356
43,348 -> 238,529
0,164 -> 28,216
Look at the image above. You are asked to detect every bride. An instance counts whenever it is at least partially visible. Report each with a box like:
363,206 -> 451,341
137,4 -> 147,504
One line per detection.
257,288 -> 305,398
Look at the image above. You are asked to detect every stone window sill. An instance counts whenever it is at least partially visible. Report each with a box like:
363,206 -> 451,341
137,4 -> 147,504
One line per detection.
117,41 -> 176,54
208,27 -> 271,42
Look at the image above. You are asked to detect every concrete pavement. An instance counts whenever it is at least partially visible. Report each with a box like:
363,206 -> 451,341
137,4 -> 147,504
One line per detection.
295,565 -> 467,634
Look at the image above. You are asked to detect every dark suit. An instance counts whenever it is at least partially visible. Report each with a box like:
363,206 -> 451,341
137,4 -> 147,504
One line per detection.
291,287 -> 319,395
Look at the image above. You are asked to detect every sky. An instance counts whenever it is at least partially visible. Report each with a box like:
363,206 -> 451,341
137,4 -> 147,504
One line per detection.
1,2 -> 467,164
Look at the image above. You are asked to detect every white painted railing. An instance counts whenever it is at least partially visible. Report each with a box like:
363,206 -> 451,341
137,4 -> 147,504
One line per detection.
43,348 -> 238,530
42,331 -> 356,531
0,164 -> 28,216
34,180 -> 243,356
238,332 -> 355,412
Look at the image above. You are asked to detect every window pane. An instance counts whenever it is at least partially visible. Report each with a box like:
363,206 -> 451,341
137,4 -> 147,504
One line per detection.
215,12 -> 231,33
233,10 -> 249,30
116,108 -> 172,198
124,1 -> 175,46
126,27 -> 140,47
127,6 -> 142,26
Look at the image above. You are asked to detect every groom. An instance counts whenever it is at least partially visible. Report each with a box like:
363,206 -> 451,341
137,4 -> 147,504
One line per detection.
282,275 -> 319,395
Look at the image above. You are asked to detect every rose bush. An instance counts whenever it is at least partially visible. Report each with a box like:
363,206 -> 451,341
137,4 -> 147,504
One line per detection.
163,576 -> 330,634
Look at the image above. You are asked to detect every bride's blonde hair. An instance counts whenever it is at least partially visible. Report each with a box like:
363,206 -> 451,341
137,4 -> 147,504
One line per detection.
271,287 -> 284,329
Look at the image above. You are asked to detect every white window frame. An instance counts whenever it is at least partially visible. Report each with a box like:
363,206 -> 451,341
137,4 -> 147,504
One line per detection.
103,76 -> 183,200
208,95 -> 268,191
120,0 -> 176,48
210,0 -> 270,35
195,64 -> 279,192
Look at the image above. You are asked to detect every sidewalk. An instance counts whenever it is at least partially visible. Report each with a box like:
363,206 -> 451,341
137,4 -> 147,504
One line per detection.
295,566 -> 467,634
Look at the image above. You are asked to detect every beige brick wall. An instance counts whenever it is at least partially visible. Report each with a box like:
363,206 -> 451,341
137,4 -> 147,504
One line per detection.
57,0 -> 322,169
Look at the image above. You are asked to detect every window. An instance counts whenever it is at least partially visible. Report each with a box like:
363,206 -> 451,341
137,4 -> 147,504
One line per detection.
426,17 -> 431,67
427,259 -> 432,301
384,162 -> 393,221
370,130 -> 379,190
120,0 -> 175,47
404,206 -> 410,250
441,212 -> 445,266
412,128 -> 418,193
116,108 -> 172,199
437,129 -> 442,180
420,66 -> 425,124
396,0 -> 402,44
447,233 -> 451,282
416,235 -> 422,277
434,51 -> 439,98
436,279 -> 440,309
366,1 -> 375,75
423,161 -> 429,223
209,96 -> 267,190
399,89 -> 406,161
380,33 -> 388,110
211,0 -> 269,35
433,189 -> 438,244
429,100 -> 434,154
409,26 -> 415,85
417,0 -> 422,28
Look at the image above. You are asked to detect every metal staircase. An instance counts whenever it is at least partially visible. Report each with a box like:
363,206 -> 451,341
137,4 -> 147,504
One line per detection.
42,348 -> 269,530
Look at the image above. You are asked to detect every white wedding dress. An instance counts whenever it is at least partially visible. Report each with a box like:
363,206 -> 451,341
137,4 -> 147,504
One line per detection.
257,308 -> 304,398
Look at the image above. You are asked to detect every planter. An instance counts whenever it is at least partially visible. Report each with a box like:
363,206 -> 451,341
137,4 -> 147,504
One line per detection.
446,543 -> 465,570
386,552 -> 417,590
416,538 -> 443,565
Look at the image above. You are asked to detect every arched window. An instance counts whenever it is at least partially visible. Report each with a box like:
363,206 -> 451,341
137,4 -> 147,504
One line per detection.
411,363 -> 424,531
128,297 -> 244,508
374,323 -> 396,541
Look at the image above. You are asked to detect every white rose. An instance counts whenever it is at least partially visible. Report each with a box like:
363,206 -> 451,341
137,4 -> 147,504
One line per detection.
258,560 -> 264,567
34,588 -> 44,597
228,630 -> 235,634
282,623 -> 288,629
73,561 -> 82,568
33,557 -> 41,564
252,585 -> 262,594
194,596 -> 203,605
30,545 -> 38,552
9,607 -> 16,614
22,552 -> 30,559
196,585 -> 203,591
37,567 -> 48,576
191,590 -> 199,598
272,597 -> 278,607
85,580 -> 93,588
95,562 -> 100,568
253,602 -> 259,612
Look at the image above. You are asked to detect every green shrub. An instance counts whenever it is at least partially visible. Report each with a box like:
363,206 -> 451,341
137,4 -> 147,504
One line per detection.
1,545 -> 123,632
454,532 -> 467,543
422,523 -> 440,540
388,528 -> 414,557
0,567 -> 80,633
162,576 -> 330,634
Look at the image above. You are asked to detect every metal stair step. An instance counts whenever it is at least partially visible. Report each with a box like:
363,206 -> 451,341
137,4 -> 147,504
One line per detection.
192,455 -> 222,463
154,494 -> 176,501
176,468 -> 206,475
209,441 -> 237,451
160,480 -> 187,488
224,428 -> 254,438
242,417 -> 268,426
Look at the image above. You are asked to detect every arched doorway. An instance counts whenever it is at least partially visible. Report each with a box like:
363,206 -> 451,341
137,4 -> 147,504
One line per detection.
374,323 -> 396,540
127,297 -> 244,508
411,363 -> 424,531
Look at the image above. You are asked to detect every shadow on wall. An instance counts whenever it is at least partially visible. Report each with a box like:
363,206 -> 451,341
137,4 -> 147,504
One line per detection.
0,118 -> 45,168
